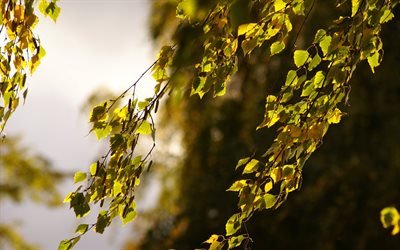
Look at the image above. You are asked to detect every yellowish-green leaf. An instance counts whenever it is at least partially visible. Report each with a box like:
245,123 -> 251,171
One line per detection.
89,163 -> 97,176
113,181 -> 122,196
205,235 -> 224,250
263,194 -> 277,209
227,180 -> 247,192
58,239 -> 72,250
228,235 -> 246,249
327,108 -> 342,124
380,207 -> 400,235
120,201 -> 136,225
351,0 -> 361,16
176,0 -> 197,19
63,192 -> 73,203
226,213 -> 241,236
243,159 -> 260,174
313,71 -> 325,88
367,52 -> 380,73
238,23 -> 257,36
293,50 -> 310,67
75,224 -> 89,234
270,41 -> 285,56
282,165 -> 295,179
308,54 -> 321,70
90,105 -> 107,122
94,125 -> 112,140
74,171 -> 87,183
274,0 -> 287,11
380,9 -> 394,23
136,120 -> 152,135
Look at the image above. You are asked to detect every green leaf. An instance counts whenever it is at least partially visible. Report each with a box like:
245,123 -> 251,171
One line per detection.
113,181 -> 122,197
120,201 -> 136,225
95,210 -> 110,234
238,23 -> 257,36
58,240 -> 72,250
94,124 -> 112,140
379,9 -> 394,23
367,52 -> 380,73
138,100 -> 149,110
262,194 -> 277,209
235,157 -> 250,169
214,81 -> 226,97
380,207 -> 400,235
327,108 -> 342,124
243,159 -> 260,174
205,235 -> 224,250
285,70 -> 298,87
308,54 -> 321,70
90,105 -> 107,122
70,193 -> 90,218
274,0 -> 287,11
136,120 -> 152,135
89,163 -> 97,176
314,30 -> 331,56
176,0 -> 197,19
226,213 -> 241,236
313,71 -> 325,88
292,1 -> 305,15
74,171 -> 87,183
39,0 -> 61,22
270,41 -> 285,56
227,180 -> 247,192
75,224 -> 89,234
241,38 -> 257,55
46,1 -> 61,22
282,165 -> 295,179
228,235 -> 246,249
293,50 -> 310,67
110,134 -> 126,150
351,0 -> 361,16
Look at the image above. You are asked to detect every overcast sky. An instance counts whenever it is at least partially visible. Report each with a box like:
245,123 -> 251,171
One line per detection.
1,1 -> 157,249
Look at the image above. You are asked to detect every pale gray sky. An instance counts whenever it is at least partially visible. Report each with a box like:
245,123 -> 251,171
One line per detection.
1,1 -> 157,249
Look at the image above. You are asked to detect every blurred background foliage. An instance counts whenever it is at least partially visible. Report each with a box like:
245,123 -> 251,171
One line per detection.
124,0 -> 400,249
0,136 -> 65,249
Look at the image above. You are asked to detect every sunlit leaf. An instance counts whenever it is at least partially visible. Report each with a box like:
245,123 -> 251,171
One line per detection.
293,50 -> 310,67
226,213 -> 241,236
136,120 -> 152,135
367,52 -> 380,73
176,0 -> 197,19
120,200 -> 136,225
380,207 -> 400,235
89,163 -> 97,176
73,171 -> 87,183
327,108 -> 342,124
351,0 -> 361,16
58,239 -> 72,250
228,235 -> 246,249
75,224 -> 89,234
238,23 -> 257,36
243,159 -> 260,174
270,41 -> 285,56
227,180 -> 247,192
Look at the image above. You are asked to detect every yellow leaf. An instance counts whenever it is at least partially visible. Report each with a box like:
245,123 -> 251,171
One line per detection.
327,108 -> 342,124
274,0 -> 286,11
351,0 -> 361,16
238,23 -> 257,36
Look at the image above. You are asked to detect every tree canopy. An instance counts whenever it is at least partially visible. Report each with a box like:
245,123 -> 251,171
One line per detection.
1,0 -> 399,249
